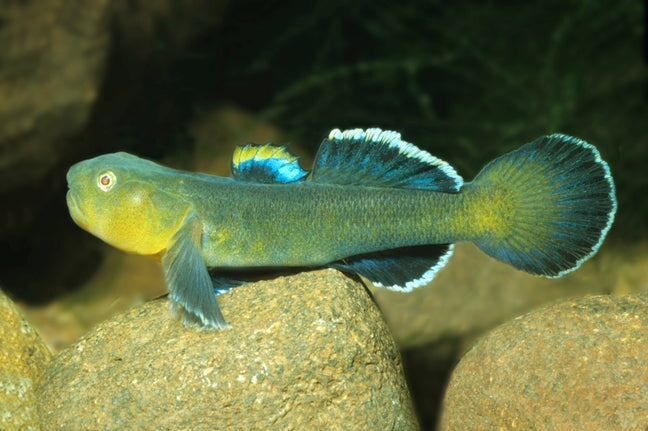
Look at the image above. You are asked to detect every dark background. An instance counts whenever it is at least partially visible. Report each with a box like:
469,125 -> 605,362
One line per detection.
92,0 -> 647,235
0,0 -> 645,428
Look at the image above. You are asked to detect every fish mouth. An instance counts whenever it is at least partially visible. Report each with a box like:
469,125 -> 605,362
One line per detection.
66,189 -> 89,229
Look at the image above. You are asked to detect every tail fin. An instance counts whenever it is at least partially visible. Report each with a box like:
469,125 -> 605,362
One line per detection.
467,134 -> 616,277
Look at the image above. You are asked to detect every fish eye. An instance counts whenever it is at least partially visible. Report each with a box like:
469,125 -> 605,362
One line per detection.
97,171 -> 117,192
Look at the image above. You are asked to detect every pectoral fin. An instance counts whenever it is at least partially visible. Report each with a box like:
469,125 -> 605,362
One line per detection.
161,214 -> 229,330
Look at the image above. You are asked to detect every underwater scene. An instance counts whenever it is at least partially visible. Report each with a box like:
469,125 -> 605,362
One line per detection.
0,1 -> 646,430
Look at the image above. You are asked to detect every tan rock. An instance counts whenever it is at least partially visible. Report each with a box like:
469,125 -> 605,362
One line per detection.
0,289 -> 52,431
374,242 -> 617,349
38,270 -> 418,430
440,293 -> 648,430
0,0 -> 110,236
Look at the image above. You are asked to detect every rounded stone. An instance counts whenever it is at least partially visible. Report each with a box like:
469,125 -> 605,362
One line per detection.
0,289 -> 52,431
0,0 -> 110,236
440,293 -> 648,430
38,269 -> 418,430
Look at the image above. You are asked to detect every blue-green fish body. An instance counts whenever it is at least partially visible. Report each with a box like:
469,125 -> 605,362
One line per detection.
66,128 -> 616,330
194,180 -> 462,267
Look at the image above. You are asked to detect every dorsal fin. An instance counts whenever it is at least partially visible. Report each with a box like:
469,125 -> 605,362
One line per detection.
311,128 -> 463,192
231,143 -> 308,184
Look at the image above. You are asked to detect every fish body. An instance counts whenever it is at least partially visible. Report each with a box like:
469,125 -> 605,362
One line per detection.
190,181 -> 466,267
66,128 -> 617,330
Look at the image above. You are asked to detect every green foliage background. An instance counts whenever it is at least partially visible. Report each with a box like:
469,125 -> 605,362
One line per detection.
168,0 -> 645,238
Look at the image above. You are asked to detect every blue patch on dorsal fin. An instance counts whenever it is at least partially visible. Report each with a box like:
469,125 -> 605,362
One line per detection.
311,128 -> 463,192
231,143 -> 308,184
329,243 -> 454,292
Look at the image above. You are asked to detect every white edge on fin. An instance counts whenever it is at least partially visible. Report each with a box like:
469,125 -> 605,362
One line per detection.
544,133 -> 617,278
328,128 -> 463,190
373,244 -> 455,292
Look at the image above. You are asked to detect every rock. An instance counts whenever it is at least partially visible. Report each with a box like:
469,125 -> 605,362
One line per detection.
0,1 -> 229,238
439,293 -> 648,430
373,242 -> 617,349
0,289 -> 52,431
20,247 -> 167,353
0,1 -> 229,302
110,0 -> 228,64
38,269 -> 419,430
0,0 -> 110,237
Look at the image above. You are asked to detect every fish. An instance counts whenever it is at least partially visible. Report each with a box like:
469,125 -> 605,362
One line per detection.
66,128 -> 617,330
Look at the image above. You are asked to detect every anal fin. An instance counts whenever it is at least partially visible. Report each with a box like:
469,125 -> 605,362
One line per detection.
329,244 -> 454,292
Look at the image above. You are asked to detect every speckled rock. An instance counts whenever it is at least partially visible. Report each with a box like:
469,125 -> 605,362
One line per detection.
373,242 -> 617,349
440,293 -> 648,430
0,289 -> 52,431
38,269 -> 418,430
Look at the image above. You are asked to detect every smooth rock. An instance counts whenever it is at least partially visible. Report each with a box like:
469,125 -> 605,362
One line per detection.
111,0 -> 228,64
38,269 -> 419,430
0,0 -> 109,236
373,242 -> 617,349
377,244 -> 623,429
0,289 -> 52,431
440,293 -> 648,430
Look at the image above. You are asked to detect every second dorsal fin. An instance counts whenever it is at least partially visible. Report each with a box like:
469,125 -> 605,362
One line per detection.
311,128 -> 463,192
231,143 -> 308,184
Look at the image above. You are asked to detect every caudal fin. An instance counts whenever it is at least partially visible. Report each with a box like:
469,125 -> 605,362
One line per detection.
467,134 -> 616,277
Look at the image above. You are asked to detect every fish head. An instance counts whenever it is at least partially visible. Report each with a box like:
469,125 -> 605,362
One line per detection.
66,152 -> 189,256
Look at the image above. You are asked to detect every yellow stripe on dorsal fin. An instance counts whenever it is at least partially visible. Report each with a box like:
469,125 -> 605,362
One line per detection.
231,143 -> 308,184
